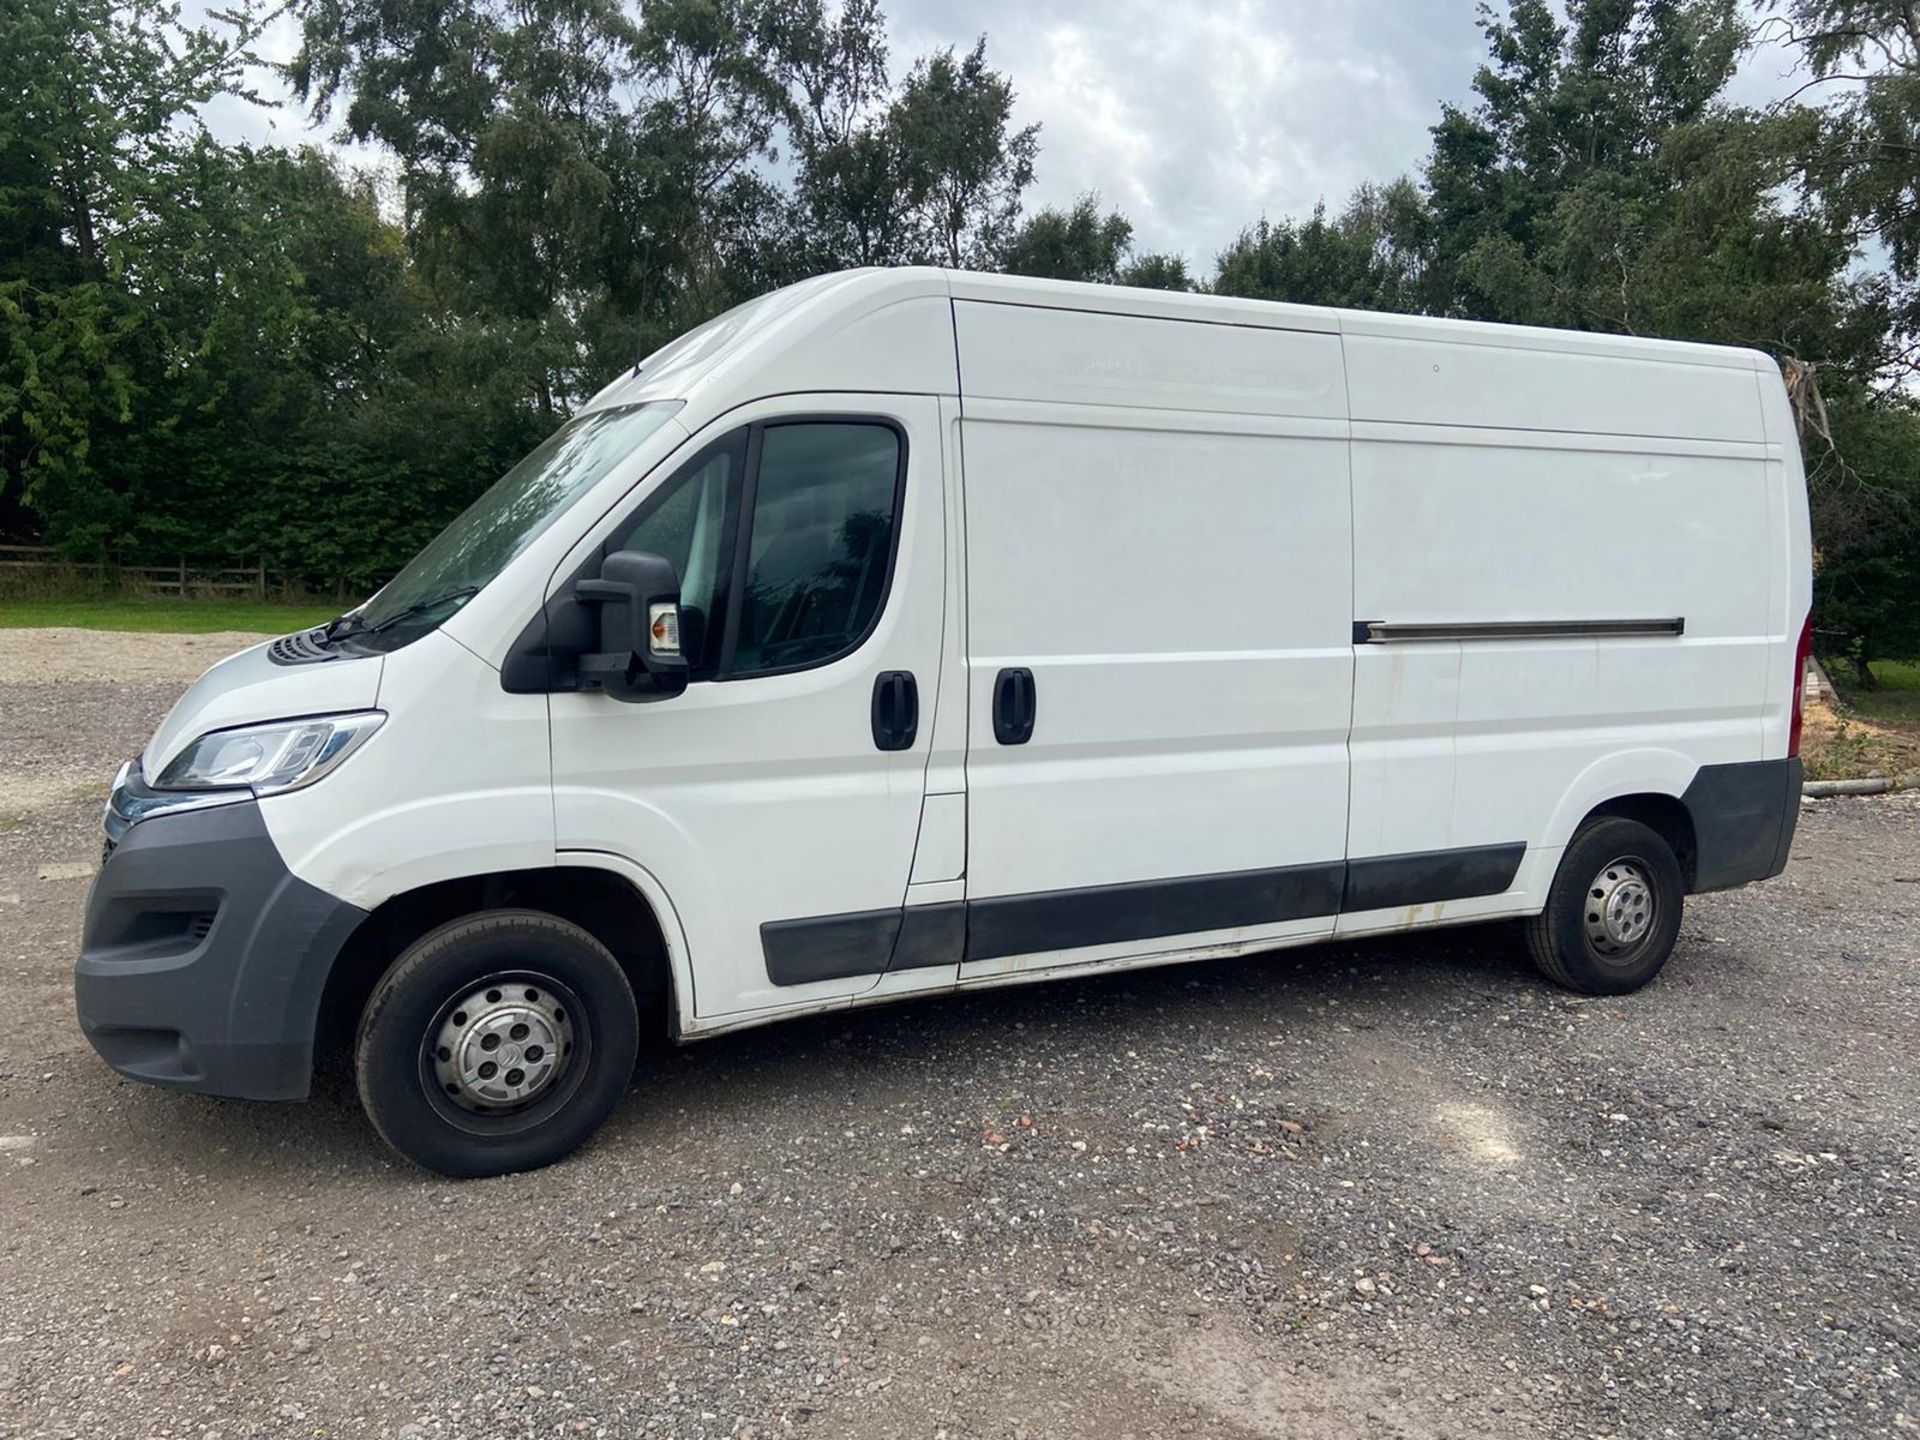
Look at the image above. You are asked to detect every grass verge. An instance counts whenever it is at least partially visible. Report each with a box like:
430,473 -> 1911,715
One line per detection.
1836,659 -> 1920,729
1809,658 -> 1920,782
0,597 -> 342,634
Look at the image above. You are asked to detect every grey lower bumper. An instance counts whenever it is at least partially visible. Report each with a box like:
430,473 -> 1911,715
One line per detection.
76,796 -> 367,1100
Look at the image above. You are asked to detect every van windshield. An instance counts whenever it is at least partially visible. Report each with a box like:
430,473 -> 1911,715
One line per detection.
341,401 -> 683,652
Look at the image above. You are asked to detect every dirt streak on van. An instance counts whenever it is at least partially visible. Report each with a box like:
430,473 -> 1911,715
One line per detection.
75,268 -> 1812,1177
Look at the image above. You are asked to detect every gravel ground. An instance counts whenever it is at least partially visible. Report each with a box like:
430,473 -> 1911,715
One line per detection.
0,627 -> 1915,1440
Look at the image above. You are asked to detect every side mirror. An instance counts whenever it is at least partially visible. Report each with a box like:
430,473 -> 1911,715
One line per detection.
574,549 -> 689,702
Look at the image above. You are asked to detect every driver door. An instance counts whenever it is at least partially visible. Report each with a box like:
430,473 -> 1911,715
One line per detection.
548,395 -> 949,1019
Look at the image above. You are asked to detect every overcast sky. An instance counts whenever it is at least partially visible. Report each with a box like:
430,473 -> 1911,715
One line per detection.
204,0 -> 1814,269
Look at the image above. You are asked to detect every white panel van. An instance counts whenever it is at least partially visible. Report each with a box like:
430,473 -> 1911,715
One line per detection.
76,269 -> 1813,1177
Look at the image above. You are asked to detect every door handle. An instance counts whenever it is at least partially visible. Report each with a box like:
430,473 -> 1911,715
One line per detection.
871,671 -> 918,751
993,667 -> 1035,745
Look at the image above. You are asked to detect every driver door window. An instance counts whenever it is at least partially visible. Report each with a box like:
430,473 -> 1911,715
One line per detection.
732,422 -> 902,677
609,419 -> 903,681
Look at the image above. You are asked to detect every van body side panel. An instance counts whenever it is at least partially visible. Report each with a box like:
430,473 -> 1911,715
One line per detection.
954,302 -> 1353,973
1343,330 -> 1781,930
953,300 -> 1346,418
578,285 -> 960,421
1342,327 -> 1767,441
900,396 -> 971,893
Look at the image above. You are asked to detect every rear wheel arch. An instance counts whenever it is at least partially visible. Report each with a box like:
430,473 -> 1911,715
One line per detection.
1582,791 -> 1698,891
315,865 -> 680,1068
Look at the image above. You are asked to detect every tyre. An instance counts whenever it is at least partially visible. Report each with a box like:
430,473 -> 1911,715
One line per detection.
1526,817 -> 1685,995
355,909 -> 639,1178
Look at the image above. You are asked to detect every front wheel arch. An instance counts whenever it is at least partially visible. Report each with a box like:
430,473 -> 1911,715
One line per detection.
315,865 -> 678,1073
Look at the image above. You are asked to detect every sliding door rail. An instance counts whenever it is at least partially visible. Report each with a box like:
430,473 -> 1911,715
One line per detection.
1351,618 -> 1685,645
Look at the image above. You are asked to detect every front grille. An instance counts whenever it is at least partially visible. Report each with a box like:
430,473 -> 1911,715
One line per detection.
187,913 -> 215,943
268,627 -> 338,666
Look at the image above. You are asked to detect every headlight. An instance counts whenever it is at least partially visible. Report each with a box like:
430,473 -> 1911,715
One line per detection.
153,712 -> 386,795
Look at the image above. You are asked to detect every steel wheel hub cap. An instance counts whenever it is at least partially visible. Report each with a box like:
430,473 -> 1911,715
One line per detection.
431,977 -> 575,1112
1585,858 -> 1655,955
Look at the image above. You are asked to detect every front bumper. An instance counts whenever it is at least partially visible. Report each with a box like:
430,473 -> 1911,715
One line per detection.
77,778 -> 367,1100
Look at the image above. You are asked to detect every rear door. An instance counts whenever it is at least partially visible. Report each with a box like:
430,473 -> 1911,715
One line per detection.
953,302 -> 1354,978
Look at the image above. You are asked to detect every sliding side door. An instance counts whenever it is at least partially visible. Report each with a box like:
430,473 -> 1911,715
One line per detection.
954,301 -> 1354,980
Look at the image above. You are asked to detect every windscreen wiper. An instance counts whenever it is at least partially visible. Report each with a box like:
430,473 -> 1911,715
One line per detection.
365,586 -> 481,634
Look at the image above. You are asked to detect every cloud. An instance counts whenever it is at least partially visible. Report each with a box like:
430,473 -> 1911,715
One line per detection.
886,0 -> 1813,265
192,0 -> 1814,270
886,0 -> 1488,262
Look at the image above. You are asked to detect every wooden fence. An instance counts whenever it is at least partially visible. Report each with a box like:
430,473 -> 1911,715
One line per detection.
0,545 -> 271,598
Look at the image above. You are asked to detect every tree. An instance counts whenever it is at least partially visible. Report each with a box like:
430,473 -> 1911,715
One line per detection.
0,0 -> 270,552
1764,0 -> 1920,377
779,0 -> 914,272
1119,253 -> 1195,291
889,39 -> 1038,268
1424,0 -> 1752,327
1001,195 -> 1133,282
1213,182 -> 1429,310
1806,386 -> 1920,683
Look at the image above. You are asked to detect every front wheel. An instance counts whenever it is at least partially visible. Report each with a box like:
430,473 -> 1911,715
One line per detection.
355,910 -> 638,1178
1527,817 -> 1685,994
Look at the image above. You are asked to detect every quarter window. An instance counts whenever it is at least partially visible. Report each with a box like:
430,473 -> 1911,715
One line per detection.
612,436 -> 744,675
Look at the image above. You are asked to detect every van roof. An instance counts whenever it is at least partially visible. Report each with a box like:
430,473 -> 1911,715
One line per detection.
580,266 -> 1767,417
942,269 -> 1768,371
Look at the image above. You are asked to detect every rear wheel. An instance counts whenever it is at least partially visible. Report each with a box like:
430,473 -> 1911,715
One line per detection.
355,910 -> 638,1178
1527,817 -> 1685,994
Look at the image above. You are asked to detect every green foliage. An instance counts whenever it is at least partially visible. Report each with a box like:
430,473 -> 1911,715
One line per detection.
1766,3 -> 1920,370
1213,182 -> 1429,310
1423,0 -> 1848,348
2,0 -> 1919,662
1002,195 -> 1134,283
1120,253 -> 1196,292
888,40 -> 1039,269
3,0 -> 1051,586
999,197 -> 1199,291
0,0 -> 258,550
1806,386 -> 1920,680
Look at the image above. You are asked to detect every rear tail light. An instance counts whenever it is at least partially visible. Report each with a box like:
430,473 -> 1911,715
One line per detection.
1788,613 -> 1814,758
